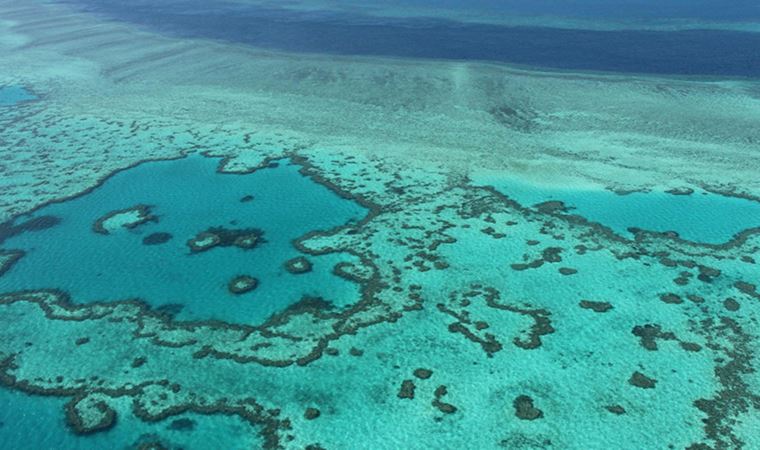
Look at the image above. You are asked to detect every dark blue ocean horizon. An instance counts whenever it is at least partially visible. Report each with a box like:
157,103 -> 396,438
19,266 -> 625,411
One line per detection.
67,0 -> 760,77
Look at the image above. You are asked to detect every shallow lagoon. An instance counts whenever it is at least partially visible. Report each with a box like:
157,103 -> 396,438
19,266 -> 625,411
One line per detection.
474,174 -> 760,243
0,155 -> 367,324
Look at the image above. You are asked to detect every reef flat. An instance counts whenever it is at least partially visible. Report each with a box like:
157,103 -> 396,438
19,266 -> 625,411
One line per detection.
0,0 -> 759,449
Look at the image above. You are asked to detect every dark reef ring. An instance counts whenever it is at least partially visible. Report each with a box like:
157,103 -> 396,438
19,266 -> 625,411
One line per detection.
233,234 -> 259,250
65,399 -> 117,435
228,275 -> 258,295
285,256 -> 313,274
187,232 -> 221,253
92,204 -> 156,235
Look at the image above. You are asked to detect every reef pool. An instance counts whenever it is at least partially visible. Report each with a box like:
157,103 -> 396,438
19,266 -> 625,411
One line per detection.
0,155 -> 367,324
0,86 -> 35,106
474,174 -> 760,244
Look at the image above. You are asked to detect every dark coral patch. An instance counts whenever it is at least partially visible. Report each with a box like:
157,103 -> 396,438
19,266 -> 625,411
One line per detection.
304,408 -> 321,420
632,324 -> 675,351
413,368 -> 433,380
398,380 -> 415,399
0,215 -> 60,244
558,267 -> 578,276
514,395 -> 543,420
510,247 -> 563,271
666,187 -> 694,196
542,247 -> 563,263
284,256 -> 313,274
432,385 -> 457,414
534,201 -> 568,214
0,250 -> 24,277
155,303 -> 184,317
510,260 -> 543,271
723,298 -> 740,312
142,232 -> 172,245
187,227 -> 264,253
167,418 -> 196,431
474,321 -> 489,330
734,281 -> 759,299
679,342 -> 702,352
131,357 -> 147,368
629,371 -> 657,389
697,265 -> 721,283
659,293 -> 683,304
579,300 -> 613,313
605,405 -> 626,415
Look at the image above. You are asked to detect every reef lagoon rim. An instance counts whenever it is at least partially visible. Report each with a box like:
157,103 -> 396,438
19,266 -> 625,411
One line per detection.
0,154 -> 367,324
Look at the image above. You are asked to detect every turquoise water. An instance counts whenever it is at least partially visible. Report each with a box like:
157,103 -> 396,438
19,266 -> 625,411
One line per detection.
0,86 -> 36,106
475,175 -> 760,243
0,155 -> 367,323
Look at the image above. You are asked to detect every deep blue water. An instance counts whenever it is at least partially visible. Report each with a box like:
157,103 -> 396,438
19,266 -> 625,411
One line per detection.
66,0 -> 760,77
0,155 -> 366,324
313,0 -> 760,22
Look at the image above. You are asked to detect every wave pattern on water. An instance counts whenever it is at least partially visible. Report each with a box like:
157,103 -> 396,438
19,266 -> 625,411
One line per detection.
65,0 -> 760,77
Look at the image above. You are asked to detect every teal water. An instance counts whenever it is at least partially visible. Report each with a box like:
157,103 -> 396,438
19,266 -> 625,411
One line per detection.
0,86 -> 36,106
0,155 -> 367,323
475,175 -> 760,243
